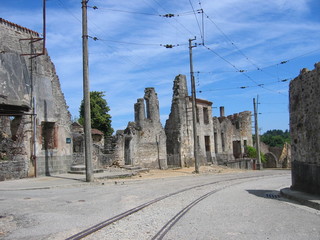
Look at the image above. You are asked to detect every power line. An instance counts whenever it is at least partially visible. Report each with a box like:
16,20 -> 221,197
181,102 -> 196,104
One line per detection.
188,0 -> 204,44
258,48 -> 320,71
198,78 -> 290,93
201,44 -> 287,96
88,36 -> 186,48
203,11 -> 278,80
149,0 -> 197,37
95,7 -> 197,17
57,0 -> 82,23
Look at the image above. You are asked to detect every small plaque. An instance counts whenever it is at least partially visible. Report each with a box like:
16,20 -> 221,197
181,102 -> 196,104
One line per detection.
66,138 -> 71,144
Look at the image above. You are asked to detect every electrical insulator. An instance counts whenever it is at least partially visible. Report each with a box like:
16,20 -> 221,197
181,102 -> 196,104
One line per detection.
163,13 -> 175,18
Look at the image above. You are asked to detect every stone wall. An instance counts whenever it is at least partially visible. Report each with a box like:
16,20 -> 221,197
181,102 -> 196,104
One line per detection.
115,88 -> 167,169
165,75 -> 253,168
0,18 -> 72,180
213,109 -> 253,164
289,62 -> 320,194
165,74 -> 191,167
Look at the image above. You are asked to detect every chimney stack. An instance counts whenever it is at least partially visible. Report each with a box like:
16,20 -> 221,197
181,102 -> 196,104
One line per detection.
220,106 -> 225,117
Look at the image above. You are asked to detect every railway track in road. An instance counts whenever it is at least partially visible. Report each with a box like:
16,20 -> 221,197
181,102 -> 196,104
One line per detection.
66,172 -> 289,240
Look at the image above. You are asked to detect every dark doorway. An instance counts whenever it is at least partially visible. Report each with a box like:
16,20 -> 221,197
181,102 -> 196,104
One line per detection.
205,136 -> 211,162
124,137 -> 131,165
233,140 -> 241,159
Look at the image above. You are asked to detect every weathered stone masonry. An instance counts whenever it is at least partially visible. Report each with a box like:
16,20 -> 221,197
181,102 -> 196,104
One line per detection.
165,74 -> 253,168
0,18 -> 72,180
290,62 -> 320,194
112,88 -> 167,169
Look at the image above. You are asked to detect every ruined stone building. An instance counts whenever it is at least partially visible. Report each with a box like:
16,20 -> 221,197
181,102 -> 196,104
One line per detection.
0,19 -> 254,181
71,122 -> 105,169
290,62 -> 320,194
0,18 -> 72,180
111,88 -> 167,169
212,108 -> 253,164
260,142 -> 291,169
164,74 -> 253,168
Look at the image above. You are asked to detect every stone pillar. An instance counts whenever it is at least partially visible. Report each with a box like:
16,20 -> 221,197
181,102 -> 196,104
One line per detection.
220,106 -> 225,117
134,98 -> 145,128
144,88 -> 160,123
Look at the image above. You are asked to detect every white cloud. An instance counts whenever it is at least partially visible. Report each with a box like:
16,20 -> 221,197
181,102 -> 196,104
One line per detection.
1,0 -> 319,132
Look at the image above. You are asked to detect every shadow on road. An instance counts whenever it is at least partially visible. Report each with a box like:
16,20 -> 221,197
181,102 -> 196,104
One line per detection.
246,189 -> 281,199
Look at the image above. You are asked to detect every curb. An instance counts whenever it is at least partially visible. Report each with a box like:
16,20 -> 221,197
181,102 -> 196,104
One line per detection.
280,188 -> 320,211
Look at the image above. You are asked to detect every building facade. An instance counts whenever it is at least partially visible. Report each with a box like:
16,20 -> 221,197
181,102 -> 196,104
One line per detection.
0,18 -> 72,180
165,74 -> 253,168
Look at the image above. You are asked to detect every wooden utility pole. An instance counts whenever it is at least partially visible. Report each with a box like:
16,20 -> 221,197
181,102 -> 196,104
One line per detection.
82,0 -> 94,182
253,97 -> 262,170
189,38 -> 199,173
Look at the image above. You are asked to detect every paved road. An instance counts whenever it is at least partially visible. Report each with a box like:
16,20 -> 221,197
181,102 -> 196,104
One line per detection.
0,170 -> 319,239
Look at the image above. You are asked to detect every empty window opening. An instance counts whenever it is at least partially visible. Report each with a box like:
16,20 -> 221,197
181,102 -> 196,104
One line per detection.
221,132 -> 225,152
203,107 -> 209,124
196,107 -> 199,123
205,136 -> 211,152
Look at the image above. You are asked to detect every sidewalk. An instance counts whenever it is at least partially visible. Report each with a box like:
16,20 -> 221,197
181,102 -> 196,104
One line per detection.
280,188 -> 320,211
0,169 -> 137,191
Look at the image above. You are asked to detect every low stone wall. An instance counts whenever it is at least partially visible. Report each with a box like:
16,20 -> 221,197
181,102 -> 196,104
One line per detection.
221,158 -> 254,170
0,155 -> 28,181
37,154 -> 72,176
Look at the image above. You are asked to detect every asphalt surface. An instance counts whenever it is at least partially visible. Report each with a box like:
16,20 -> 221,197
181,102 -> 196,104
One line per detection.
0,169 -> 319,211
0,169 -> 319,240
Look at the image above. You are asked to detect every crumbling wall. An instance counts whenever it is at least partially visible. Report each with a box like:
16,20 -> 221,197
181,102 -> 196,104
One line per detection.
165,75 -> 193,167
165,75 -> 217,167
0,18 -> 72,179
122,88 -> 167,169
0,116 -> 29,180
289,62 -> 320,194
213,108 -> 253,164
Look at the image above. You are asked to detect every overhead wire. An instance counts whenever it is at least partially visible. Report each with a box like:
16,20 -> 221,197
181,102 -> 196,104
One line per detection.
198,78 -> 290,93
201,44 -> 287,96
258,48 -> 320,71
188,0 -> 204,44
95,7 -> 196,17
88,36 -> 186,48
55,1 -> 175,85
149,0 -> 198,37
203,11 -> 279,80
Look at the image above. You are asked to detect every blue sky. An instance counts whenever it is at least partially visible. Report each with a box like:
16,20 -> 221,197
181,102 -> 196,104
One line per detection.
1,0 -> 320,133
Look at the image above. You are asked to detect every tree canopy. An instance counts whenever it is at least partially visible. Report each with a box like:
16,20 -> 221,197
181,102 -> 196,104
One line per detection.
260,129 -> 290,147
79,91 -> 114,136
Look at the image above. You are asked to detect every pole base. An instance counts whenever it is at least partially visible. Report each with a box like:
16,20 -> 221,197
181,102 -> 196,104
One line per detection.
256,163 -> 263,170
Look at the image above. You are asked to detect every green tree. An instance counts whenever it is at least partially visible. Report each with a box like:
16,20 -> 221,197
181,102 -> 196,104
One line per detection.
245,146 -> 266,163
79,91 -> 114,136
260,129 -> 290,147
